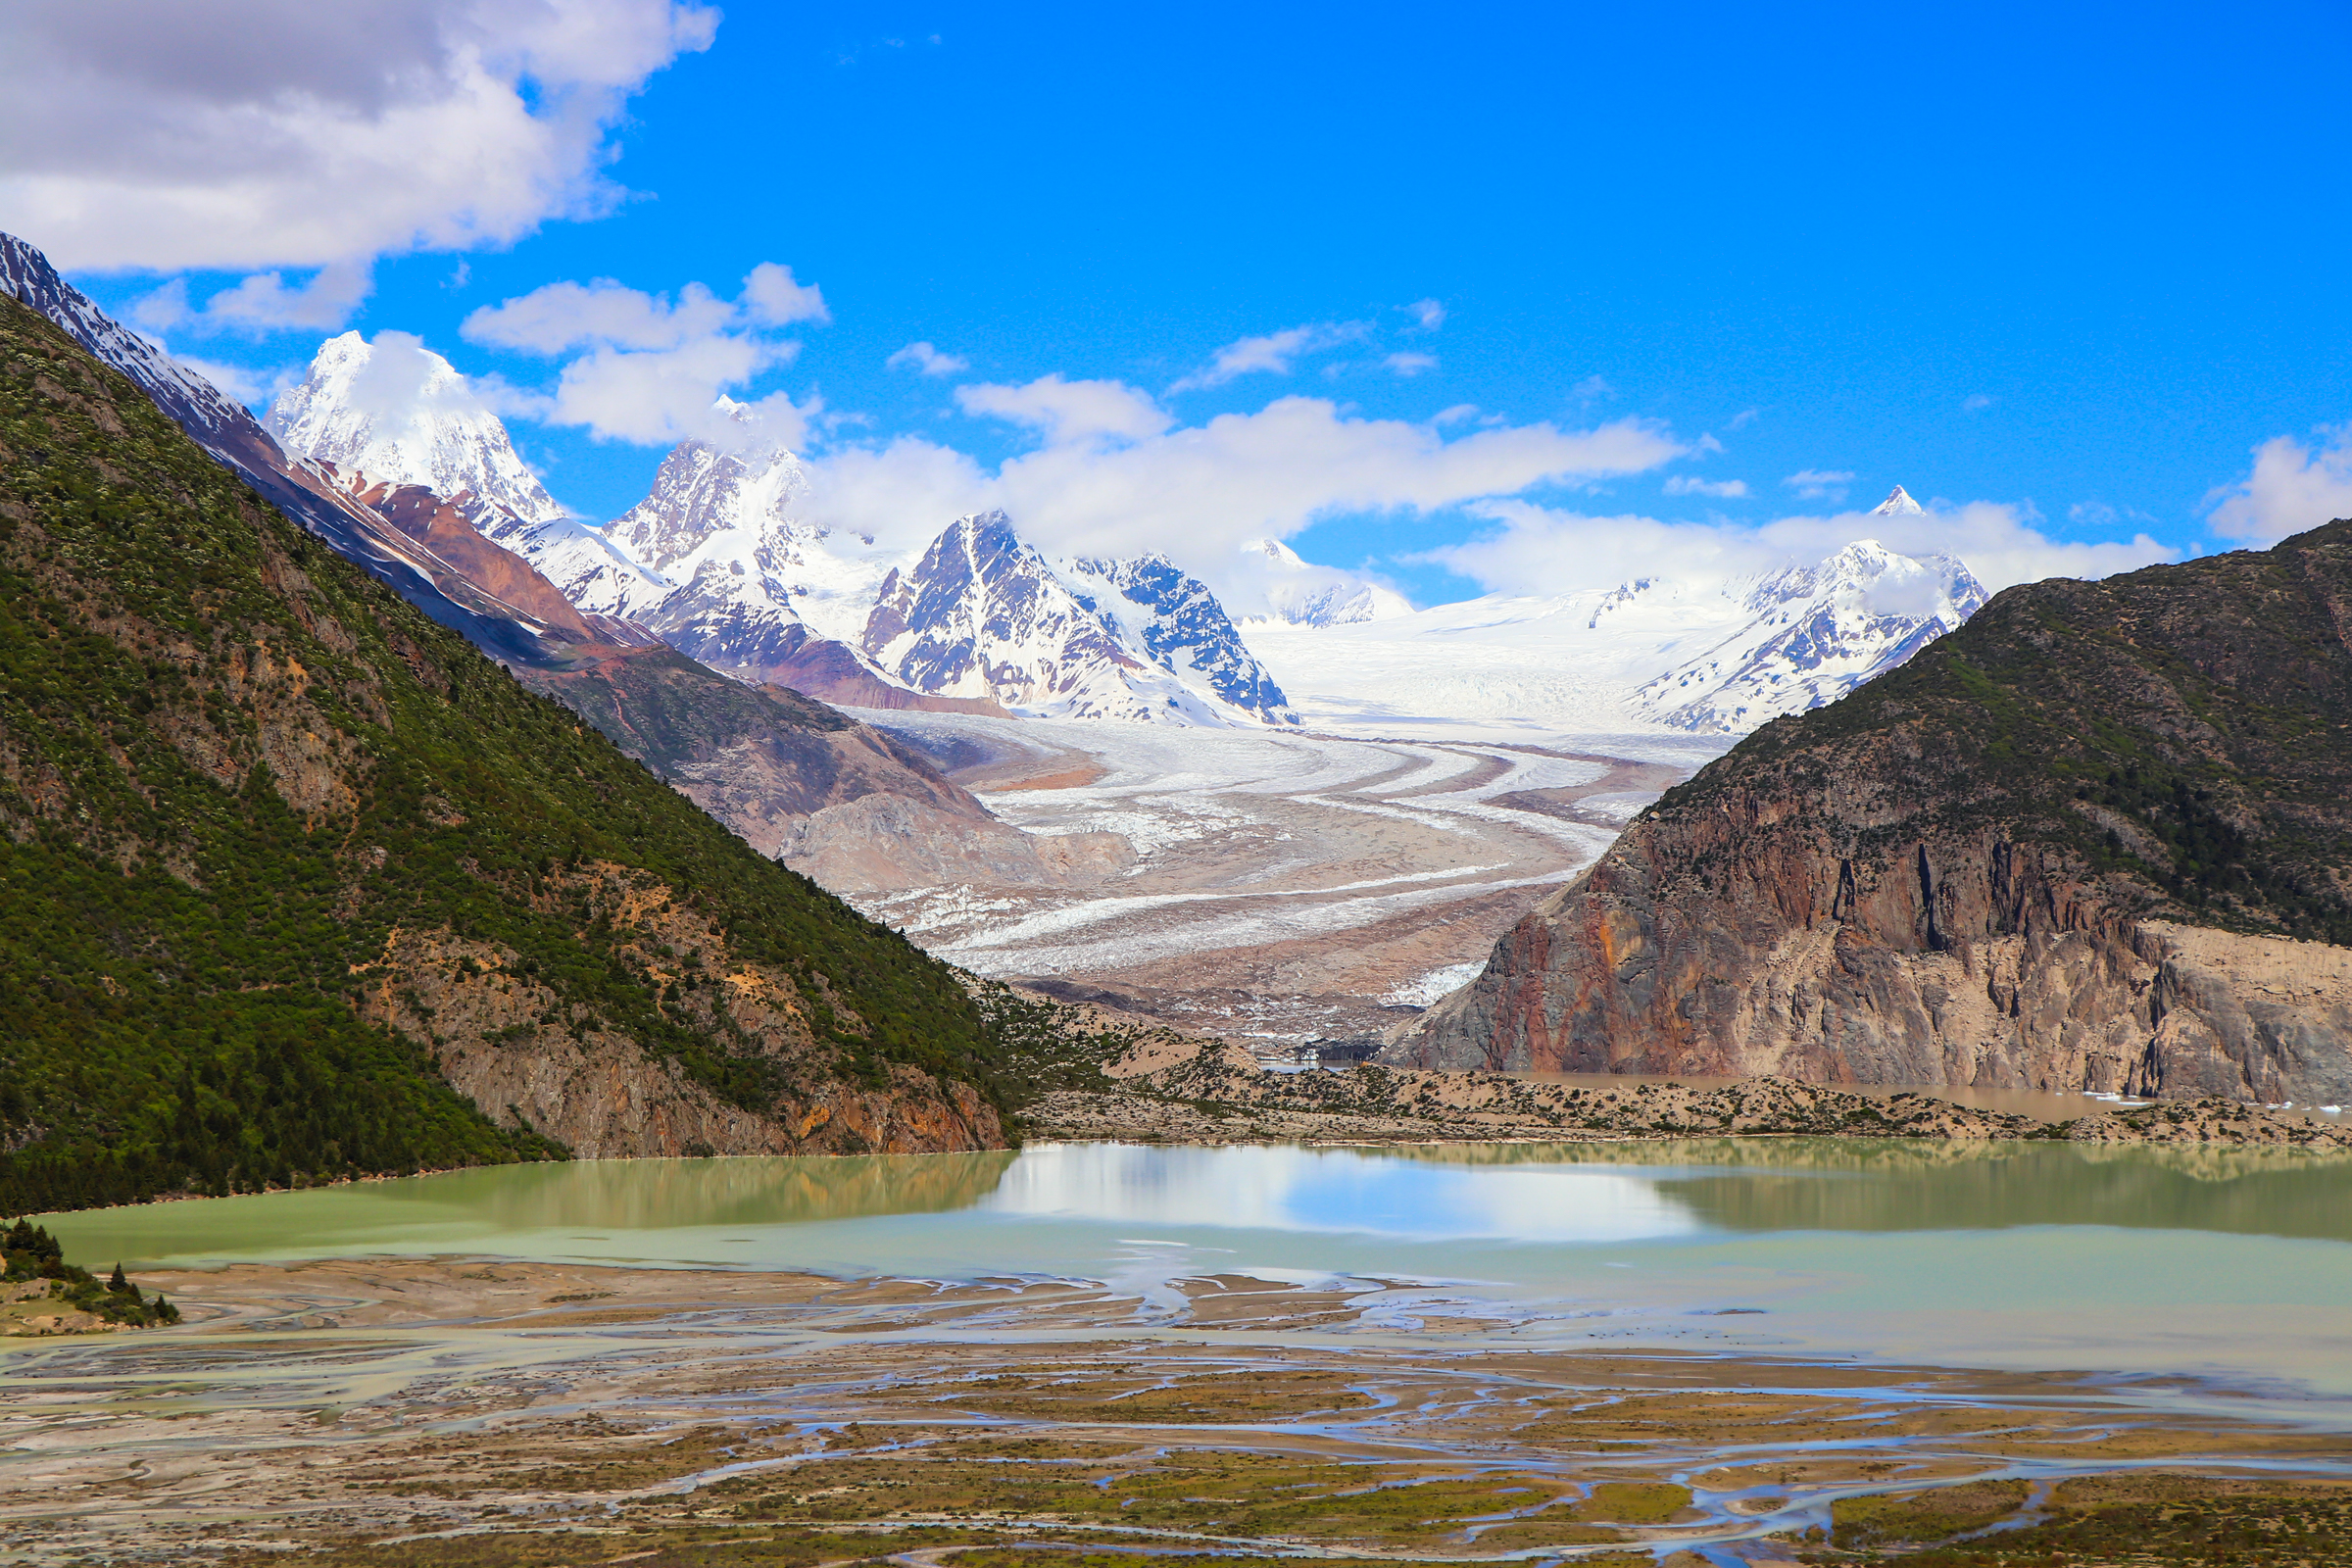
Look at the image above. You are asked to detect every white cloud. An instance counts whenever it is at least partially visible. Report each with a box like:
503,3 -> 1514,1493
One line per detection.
1663,475 -> 1750,498
1385,352 -> 1440,377
804,374 -> 1688,562
130,264 -> 375,334
170,352 -> 290,409
1784,467 -> 1855,502
740,262 -> 829,326
1404,299 -> 1446,330
1727,408 -> 1760,429
887,340 -> 969,376
1963,393 -> 1996,412
1569,374 -> 1613,402
0,0 -> 717,272
955,374 -> 1173,445
2206,426 -> 2352,545
1170,320 -> 1369,391
461,277 -> 737,353
463,265 -> 825,445
1429,497 -> 2174,600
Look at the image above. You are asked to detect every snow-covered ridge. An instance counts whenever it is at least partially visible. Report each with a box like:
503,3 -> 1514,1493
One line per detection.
2,231 -> 258,464
1250,523 -> 1986,740
864,513 -> 1296,725
1231,538 -> 1412,628
1631,539 -> 1987,732
266,332 -> 566,532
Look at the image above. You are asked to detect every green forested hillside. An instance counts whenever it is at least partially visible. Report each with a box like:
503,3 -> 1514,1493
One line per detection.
0,295 -> 1004,1213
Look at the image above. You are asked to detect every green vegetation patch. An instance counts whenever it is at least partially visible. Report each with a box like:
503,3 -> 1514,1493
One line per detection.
0,292 -> 1006,1212
1830,1477 -> 2029,1547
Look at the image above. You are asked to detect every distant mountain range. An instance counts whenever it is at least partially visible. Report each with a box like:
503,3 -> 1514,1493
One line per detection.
257,334 -> 1983,739
0,231 -> 1996,750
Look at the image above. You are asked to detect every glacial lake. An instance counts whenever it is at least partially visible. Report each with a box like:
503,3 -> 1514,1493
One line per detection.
39,1139 -> 2352,1408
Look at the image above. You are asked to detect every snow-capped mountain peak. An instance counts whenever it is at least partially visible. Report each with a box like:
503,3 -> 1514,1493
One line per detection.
266,332 -> 565,531
1229,537 -> 1412,628
1870,484 -> 1927,515
1632,539 -> 1986,732
857,513 -> 1293,725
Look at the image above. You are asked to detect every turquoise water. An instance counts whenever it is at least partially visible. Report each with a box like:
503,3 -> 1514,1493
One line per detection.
37,1138 -> 2352,1397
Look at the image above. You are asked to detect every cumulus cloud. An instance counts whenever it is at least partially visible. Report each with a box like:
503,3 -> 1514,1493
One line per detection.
1404,298 -> 1446,330
1169,320 -> 1369,391
802,373 -> 1689,561
1663,475 -> 1750,498
1385,352 -> 1439,377
170,352 -> 292,409
1784,467 -> 1855,502
130,263 -> 375,334
956,374 -> 1173,445
1428,496 -> 2174,600
887,340 -> 968,376
2206,426 -> 2352,544
739,263 -> 828,326
464,264 -> 825,446
463,278 -> 734,353
0,0 -> 716,274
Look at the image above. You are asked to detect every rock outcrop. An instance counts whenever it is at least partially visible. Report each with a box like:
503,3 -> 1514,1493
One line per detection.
1389,522 -> 2352,1106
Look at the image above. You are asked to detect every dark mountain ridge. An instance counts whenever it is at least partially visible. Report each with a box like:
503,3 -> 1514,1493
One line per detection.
1390,523 -> 2352,1105
0,291 -> 1009,1213
0,230 -> 1018,883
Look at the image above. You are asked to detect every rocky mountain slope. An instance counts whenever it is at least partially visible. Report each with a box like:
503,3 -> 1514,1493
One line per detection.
1386,522 -> 2352,1105
0,293 -> 1012,1212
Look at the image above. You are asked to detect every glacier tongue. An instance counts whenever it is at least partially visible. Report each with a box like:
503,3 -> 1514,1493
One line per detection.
266,332 -> 566,532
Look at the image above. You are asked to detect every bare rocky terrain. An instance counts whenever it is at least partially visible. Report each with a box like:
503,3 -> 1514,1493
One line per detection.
1391,523 -> 2352,1108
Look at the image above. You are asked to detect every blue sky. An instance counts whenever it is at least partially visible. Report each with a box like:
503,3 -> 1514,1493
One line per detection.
17,0 -> 2352,604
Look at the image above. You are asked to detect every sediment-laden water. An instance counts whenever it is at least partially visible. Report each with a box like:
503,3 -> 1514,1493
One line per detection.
38,1139 -> 2352,1403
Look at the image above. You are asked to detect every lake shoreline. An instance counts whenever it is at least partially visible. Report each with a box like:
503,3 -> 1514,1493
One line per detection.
1023,1032 -> 2352,1152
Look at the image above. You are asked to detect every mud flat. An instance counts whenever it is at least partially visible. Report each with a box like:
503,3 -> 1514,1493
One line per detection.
7,1255 -> 2352,1566
850,713 -> 1721,1043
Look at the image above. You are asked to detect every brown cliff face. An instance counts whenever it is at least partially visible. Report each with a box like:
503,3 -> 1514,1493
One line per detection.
1390,522 -> 2352,1106
332,469 -> 602,643
355,870 -> 1003,1157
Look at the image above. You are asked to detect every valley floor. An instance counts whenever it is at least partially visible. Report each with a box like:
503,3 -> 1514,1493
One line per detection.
6,1255 -> 2350,1566
852,713 -> 1728,1043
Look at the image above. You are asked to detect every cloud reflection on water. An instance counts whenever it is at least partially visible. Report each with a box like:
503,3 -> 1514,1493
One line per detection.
981,1143 -> 1703,1243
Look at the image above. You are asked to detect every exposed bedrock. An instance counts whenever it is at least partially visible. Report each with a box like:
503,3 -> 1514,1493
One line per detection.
1390,522 -> 2352,1105
1392,814 -> 2352,1105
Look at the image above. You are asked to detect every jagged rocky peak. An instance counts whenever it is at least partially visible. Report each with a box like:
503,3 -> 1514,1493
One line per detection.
1060,551 -> 1298,723
266,331 -> 566,530
1872,484 -> 1928,515
859,512 -> 1287,725
1632,539 -> 1987,734
607,398 -> 813,571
